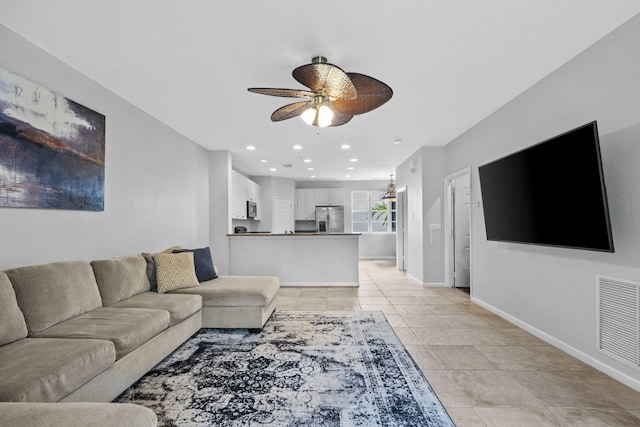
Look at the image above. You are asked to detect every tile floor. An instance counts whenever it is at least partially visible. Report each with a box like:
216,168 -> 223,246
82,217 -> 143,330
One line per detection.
275,259 -> 640,427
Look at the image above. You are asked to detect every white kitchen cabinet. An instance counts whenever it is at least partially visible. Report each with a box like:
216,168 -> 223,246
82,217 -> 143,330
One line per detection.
231,171 -> 247,219
296,188 -> 344,220
231,172 -> 261,219
329,188 -> 345,205
247,179 -> 261,219
295,188 -> 316,220
316,188 -> 345,206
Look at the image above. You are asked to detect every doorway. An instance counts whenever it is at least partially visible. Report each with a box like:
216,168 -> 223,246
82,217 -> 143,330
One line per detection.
272,197 -> 293,233
444,168 -> 471,293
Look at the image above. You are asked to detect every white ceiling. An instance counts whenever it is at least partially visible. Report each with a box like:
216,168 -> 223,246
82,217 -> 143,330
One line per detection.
1,1 -> 639,181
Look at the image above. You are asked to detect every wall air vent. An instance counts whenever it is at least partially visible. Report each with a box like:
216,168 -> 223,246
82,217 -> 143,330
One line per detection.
596,275 -> 640,369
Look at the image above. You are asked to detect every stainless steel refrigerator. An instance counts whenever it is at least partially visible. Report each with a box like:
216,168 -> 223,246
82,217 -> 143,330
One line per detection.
315,206 -> 344,233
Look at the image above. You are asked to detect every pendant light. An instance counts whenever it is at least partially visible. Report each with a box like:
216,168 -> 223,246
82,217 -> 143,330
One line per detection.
380,174 -> 397,202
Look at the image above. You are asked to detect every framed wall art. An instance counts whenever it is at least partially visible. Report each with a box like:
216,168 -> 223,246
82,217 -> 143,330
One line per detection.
0,66 -> 105,211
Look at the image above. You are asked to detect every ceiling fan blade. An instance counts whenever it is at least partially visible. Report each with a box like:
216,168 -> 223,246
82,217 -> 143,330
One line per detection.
332,73 -> 393,115
324,100 -> 354,126
248,88 -> 315,98
270,101 -> 313,122
293,62 -> 357,100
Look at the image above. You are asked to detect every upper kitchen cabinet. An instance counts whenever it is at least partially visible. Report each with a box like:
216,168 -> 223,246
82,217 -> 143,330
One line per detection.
296,188 -> 345,220
231,171 -> 261,220
295,188 -> 317,220
315,188 -> 345,206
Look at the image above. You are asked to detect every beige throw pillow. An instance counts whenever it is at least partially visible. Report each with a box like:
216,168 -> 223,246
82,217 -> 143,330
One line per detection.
154,252 -> 199,293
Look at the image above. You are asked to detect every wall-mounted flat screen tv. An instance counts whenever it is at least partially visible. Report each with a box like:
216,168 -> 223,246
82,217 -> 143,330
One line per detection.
478,121 -> 614,252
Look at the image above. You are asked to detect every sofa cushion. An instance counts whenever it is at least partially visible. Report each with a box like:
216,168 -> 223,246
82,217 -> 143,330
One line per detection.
0,402 -> 157,427
5,261 -> 103,334
170,275 -> 279,307
141,245 -> 182,292
172,247 -> 218,282
154,252 -> 199,293
0,338 -> 115,402
109,292 -> 202,327
0,272 -> 28,346
31,307 -> 170,360
91,255 -> 150,306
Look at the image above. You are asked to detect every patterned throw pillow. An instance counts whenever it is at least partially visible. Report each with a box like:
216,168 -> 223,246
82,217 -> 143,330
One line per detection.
141,245 -> 182,291
154,252 -> 199,293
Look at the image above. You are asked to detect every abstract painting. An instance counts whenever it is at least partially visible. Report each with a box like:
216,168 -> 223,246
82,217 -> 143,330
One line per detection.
0,66 -> 105,211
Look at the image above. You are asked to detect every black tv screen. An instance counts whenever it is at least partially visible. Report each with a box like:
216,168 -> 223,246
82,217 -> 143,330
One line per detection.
478,121 -> 614,252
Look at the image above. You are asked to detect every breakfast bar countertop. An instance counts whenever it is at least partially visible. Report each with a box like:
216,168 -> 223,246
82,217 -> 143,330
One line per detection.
227,232 -> 361,236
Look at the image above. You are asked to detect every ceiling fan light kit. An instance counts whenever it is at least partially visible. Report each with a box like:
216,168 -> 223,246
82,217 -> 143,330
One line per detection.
248,56 -> 392,127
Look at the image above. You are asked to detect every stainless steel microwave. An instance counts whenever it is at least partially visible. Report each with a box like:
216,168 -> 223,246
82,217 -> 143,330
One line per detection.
247,201 -> 257,218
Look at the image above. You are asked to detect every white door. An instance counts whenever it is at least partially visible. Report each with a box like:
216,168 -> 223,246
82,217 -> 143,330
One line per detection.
273,197 -> 293,233
444,168 -> 472,289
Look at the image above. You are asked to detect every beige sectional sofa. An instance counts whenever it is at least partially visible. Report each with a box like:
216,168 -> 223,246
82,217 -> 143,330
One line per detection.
0,252 -> 279,426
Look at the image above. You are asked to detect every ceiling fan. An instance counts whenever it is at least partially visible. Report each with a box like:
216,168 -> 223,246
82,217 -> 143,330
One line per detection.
248,56 -> 393,127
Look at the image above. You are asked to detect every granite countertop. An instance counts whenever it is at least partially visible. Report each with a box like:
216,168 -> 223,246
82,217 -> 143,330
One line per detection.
227,232 -> 361,236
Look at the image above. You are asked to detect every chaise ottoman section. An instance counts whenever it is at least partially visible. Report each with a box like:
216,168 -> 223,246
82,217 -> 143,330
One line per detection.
0,402 -> 157,427
169,275 -> 279,329
0,338 -> 115,402
31,307 -> 170,359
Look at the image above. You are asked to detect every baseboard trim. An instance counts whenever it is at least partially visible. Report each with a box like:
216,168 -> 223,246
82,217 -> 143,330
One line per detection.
280,282 -> 359,287
422,282 -> 447,288
358,256 -> 396,260
471,296 -> 640,393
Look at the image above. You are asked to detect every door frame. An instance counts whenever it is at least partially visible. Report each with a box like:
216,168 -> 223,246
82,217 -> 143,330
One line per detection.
396,186 -> 408,271
443,167 -> 472,290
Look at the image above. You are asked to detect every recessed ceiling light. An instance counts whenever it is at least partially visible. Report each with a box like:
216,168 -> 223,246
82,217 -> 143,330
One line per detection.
293,145 -> 302,150
307,167 -> 314,171
393,138 -> 402,145
310,175 -> 316,178
246,145 -> 256,150
350,158 -> 358,162
260,159 -> 268,163
341,144 -> 351,150
303,159 -> 312,163
269,168 -> 276,172
347,167 -> 354,170
345,175 -> 351,178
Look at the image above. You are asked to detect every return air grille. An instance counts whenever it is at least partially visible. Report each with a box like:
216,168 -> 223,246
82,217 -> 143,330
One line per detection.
596,275 -> 639,369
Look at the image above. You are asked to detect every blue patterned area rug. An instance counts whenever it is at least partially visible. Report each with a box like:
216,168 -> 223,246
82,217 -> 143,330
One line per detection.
115,311 -> 455,426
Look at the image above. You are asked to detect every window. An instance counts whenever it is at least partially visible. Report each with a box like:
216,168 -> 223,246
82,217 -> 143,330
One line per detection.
351,191 -> 396,233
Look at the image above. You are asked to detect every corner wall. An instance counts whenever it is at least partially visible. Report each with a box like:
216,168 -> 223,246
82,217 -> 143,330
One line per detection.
0,24 -> 210,269
396,147 -> 445,284
444,14 -> 640,389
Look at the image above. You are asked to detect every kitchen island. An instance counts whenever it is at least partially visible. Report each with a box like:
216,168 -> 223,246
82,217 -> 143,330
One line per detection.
227,232 -> 360,286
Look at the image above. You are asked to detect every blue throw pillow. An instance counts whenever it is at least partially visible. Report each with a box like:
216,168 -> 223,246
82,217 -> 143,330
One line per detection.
173,247 -> 217,282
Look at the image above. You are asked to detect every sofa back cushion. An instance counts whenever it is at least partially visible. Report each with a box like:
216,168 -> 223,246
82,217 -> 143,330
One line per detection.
91,255 -> 150,306
5,261 -> 103,334
0,272 -> 28,345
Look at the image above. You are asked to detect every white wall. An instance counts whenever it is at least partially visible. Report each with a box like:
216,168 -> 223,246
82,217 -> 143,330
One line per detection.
396,147 -> 445,284
0,24 -> 210,270
444,14 -> 640,389
296,180 -> 396,258
209,151 -> 232,274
